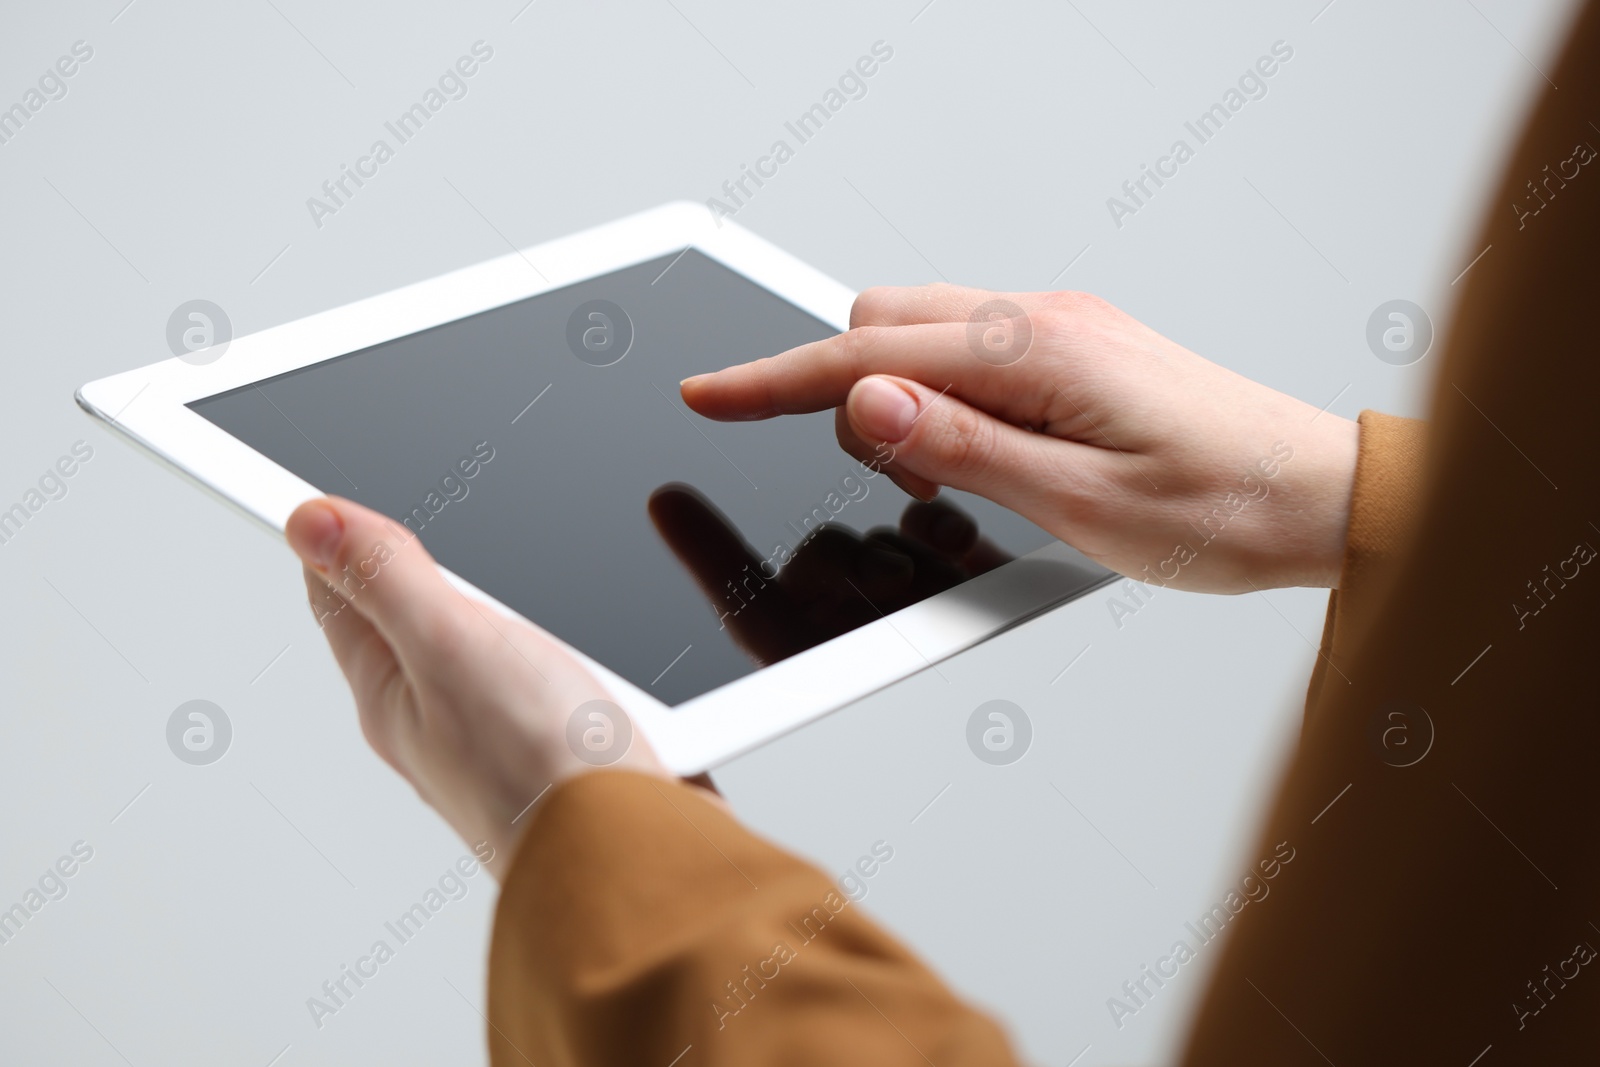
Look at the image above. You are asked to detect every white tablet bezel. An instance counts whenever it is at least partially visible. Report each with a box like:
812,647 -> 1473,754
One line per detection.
77,201 -> 1112,775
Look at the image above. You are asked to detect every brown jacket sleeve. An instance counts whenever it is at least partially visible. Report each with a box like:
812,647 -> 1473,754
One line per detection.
1181,2 -> 1600,1062
487,771 -> 1021,1066
1304,410 -> 1428,714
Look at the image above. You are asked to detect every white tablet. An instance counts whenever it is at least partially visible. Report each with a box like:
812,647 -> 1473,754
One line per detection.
77,202 -> 1111,775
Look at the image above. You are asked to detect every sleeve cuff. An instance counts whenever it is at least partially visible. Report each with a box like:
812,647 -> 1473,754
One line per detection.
1306,410 -> 1428,711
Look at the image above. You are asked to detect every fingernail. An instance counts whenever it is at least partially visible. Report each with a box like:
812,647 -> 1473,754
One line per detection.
680,374 -> 709,388
288,500 -> 344,572
851,377 -> 918,443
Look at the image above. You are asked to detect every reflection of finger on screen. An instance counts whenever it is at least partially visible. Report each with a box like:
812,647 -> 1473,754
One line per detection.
865,529 -> 966,595
965,536 -> 1013,575
900,499 -> 978,556
646,483 -> 765,596
782,526 -> 912,606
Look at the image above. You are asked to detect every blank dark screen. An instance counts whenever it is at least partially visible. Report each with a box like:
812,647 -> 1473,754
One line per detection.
191,250 -> 1053,704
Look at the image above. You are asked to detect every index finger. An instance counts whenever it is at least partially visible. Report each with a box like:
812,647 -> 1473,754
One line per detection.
850,283 -> 1026,328
680,313 -> 1054,424
682,283 -> 1070,422
679,322 -> 960,421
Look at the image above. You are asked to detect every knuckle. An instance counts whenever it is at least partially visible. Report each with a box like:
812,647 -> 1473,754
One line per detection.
850,287 -> 897,328
836,325 -> 884,376
1048,289 -> 1113,314
1041,291 -> 1118,333
926,403 -> 992,474
1031,296 -> 1117,348
414,599 -> 476,662
750,353 -> 785,412
1027,305 -> 1076,342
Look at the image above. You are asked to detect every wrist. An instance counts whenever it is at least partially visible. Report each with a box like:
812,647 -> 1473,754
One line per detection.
476,751 -> 675,883
1248,413 -> 1360,589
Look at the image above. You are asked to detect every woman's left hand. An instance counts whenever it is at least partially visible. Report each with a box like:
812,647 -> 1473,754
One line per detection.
286,495 -> 671,875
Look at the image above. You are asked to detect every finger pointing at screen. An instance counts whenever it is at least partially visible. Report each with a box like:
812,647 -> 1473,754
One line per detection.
681,283 -> 1361,594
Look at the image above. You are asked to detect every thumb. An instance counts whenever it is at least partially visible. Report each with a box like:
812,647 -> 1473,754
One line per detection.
846,374 -> 1084,518
286,496 -> 468,666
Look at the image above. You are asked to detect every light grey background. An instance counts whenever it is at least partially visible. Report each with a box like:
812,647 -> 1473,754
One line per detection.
0,1 -> 1576,1064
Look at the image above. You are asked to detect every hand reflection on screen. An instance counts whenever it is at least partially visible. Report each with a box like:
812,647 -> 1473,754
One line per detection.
647,484 -> 1014,667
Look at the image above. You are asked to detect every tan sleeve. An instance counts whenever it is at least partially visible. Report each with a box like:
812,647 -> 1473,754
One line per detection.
1305,409 -> 1427,715
486,771 -> 1021,1067
1182,2 -> 1600,1062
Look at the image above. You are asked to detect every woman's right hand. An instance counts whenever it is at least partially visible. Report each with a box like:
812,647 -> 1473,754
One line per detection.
681,284 -> 1360,593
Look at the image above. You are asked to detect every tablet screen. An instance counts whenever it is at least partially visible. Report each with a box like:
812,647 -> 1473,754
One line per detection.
191,249 -> 1053,705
